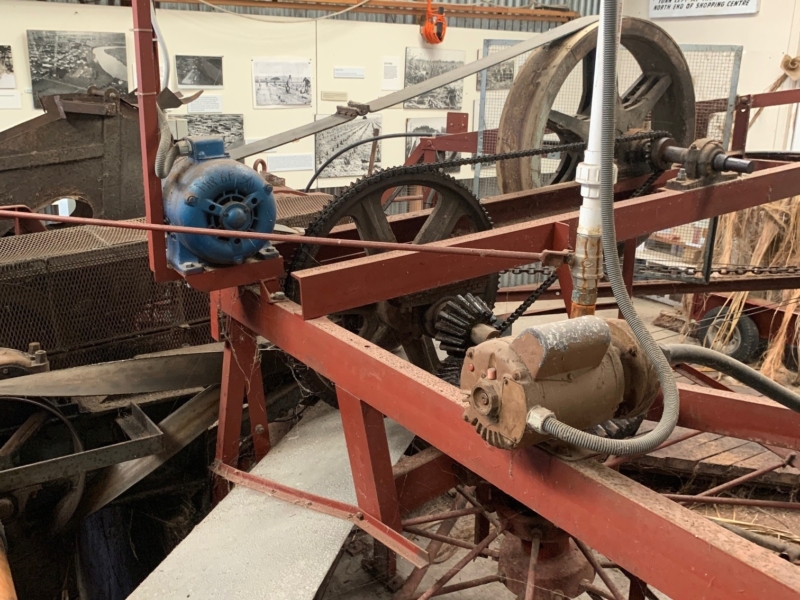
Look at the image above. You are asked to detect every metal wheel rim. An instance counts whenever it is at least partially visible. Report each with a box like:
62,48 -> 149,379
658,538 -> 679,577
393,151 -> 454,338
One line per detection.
497,17 -> 696,192
708,320 -> 742,356
286,170 -> 498,372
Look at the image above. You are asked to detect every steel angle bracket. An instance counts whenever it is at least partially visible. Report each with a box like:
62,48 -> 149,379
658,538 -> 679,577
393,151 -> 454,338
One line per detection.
0,404 -> 163,493
210,461 -> 430,568
229,16 -> 598,160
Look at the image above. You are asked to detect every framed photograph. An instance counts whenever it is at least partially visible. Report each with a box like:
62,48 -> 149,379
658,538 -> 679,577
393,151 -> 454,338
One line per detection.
403,47 -> 465,110
176,55 -> 223,89
406,117 -> 460,173
184,114 -> 244,148
252,57 -> 312,108
315,115 -> 382,178
0,46 -> 15,89
26,30 -> 128,109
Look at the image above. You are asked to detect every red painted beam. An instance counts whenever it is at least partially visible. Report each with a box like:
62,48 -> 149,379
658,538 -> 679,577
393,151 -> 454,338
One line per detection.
131,0 -> 176,282
292,163 -> 800,319
218,293 -> 800,600
648,383 -> 800,451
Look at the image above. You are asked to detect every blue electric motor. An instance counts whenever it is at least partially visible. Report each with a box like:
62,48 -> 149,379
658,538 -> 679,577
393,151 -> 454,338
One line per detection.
162,137 -> 278,274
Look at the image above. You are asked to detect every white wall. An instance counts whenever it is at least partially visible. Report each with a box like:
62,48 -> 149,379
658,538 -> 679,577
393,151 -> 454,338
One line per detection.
624,0 -> 800,151
0,0 -> 528,188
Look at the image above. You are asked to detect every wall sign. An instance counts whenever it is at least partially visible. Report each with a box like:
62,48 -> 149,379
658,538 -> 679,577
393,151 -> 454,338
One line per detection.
650,0 -> 760,18
333,66 -> 365,79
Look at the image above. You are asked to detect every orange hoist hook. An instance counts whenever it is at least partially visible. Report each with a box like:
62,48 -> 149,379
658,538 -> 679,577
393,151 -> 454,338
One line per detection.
421,2 -> 447,44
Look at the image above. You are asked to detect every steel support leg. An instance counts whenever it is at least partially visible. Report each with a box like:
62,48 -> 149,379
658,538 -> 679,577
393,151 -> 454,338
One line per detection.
338,389 -> 403,582
215,319 -> 270,499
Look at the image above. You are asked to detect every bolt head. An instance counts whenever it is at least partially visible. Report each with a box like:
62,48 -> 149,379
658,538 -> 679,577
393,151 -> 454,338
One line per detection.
185,195 -> 197,206
269,291 -> 286,302
486,367 -> 497,381
255,424 -> 266,435
512,371 -> 521,381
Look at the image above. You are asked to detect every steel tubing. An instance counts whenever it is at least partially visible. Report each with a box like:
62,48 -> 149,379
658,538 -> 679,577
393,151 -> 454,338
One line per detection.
417,525 -> 505,600
574,538 -> 625,600
403,526 -> 500,559
409,575 -> 502,600
395,497 -> 468,600
0,209 -> 547,263
401,507 -> 483,527
665,495 -> 800,511
523,532 -> 542,600
696,455 -> 795,498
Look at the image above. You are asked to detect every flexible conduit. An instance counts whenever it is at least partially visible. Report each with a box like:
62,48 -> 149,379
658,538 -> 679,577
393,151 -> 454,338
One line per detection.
538,0 -> 681,454
663,344 -> 800,413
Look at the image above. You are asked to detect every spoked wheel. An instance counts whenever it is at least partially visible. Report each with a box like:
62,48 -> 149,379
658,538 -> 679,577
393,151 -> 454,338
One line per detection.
285,168 -> 498,375
497,17 -> 695,192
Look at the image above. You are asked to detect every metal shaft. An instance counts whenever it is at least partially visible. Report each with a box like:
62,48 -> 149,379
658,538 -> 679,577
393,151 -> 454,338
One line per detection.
0,209 -> 548,264
417,525 -> 504,600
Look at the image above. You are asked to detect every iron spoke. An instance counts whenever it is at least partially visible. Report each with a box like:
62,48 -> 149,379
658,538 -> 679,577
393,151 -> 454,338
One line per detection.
413,193 -> 469,244
548,110 -> 591,141
347,194 -> 397,252
620,73 -> 672,130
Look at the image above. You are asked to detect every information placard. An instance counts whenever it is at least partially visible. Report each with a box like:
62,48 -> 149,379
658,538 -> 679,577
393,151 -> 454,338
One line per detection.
650,0 -> 759,19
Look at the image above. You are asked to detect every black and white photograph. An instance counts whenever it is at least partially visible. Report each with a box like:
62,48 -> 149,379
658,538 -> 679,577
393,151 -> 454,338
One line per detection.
26,30 -> 128,109
476,59 -> 514,91
403,47 -> 465,110
406,117 -> 460,173
315,115 -> 382,178
0,46 -> 15,89
185,114 -> 244,148
252,57 -> 312,108
176,55 -> 224,89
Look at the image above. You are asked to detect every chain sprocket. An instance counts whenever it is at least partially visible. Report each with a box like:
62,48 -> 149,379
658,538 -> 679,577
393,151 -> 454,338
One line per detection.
285,169 -> 499,380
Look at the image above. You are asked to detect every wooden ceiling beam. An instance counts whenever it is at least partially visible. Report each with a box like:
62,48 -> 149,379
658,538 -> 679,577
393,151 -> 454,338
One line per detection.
164,0 -> 580,22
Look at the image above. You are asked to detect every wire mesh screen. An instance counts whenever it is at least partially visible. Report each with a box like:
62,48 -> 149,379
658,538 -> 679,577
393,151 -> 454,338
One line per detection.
634,45 -> 742,280
0,223 -> 212,370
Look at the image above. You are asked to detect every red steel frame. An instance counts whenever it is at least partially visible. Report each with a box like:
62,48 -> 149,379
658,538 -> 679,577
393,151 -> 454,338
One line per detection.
129,6 -> 800,597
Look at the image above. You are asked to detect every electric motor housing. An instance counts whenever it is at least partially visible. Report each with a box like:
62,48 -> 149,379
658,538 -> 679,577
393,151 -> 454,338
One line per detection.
163,137 -> 278,274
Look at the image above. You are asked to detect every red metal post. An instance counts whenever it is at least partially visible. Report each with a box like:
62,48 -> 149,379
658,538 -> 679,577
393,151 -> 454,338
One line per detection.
338,389 -> 403,579
648,383 -> 800,451
130,0 -> 175,282
554,221 -> 574,315
216,319 -> 270,470
219,293 -> 800,600
291,162 -> 800,319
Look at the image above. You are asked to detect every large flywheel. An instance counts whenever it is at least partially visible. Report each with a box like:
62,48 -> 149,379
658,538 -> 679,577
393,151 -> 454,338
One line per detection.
285,168 -> 498,375
497,17 -> 695,192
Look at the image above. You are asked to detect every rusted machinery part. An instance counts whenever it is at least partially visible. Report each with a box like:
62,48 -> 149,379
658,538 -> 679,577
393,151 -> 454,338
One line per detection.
0,348 -> 222,397
285,169 -> 498,372
497,17 -> 695,192
0,89 -> 144,236
460,317 -> 660,450
0,396 -> 85,533
0,347 -> 48,381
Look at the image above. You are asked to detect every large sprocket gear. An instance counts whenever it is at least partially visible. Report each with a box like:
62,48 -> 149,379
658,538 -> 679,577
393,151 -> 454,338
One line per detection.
284,168 -> 499,403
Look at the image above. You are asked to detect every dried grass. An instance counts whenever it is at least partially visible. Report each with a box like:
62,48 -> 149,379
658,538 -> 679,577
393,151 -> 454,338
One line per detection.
702,197 -> 800,380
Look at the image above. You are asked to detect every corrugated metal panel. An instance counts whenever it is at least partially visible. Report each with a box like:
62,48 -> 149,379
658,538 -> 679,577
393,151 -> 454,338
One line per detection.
151,0 -> 598,29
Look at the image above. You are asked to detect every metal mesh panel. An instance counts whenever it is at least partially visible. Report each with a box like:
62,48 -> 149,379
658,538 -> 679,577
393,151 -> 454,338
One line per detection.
0,223 -> 211,369
634,46 -> 742,279
473,42 -> 742,283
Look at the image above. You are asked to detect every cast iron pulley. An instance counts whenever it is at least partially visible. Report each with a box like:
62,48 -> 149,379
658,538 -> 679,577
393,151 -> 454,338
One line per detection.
285,168 -> 499,375
497,16 -> 696,192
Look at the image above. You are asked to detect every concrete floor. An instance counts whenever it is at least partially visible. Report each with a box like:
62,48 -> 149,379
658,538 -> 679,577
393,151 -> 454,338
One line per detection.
322,297 -> 679,600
